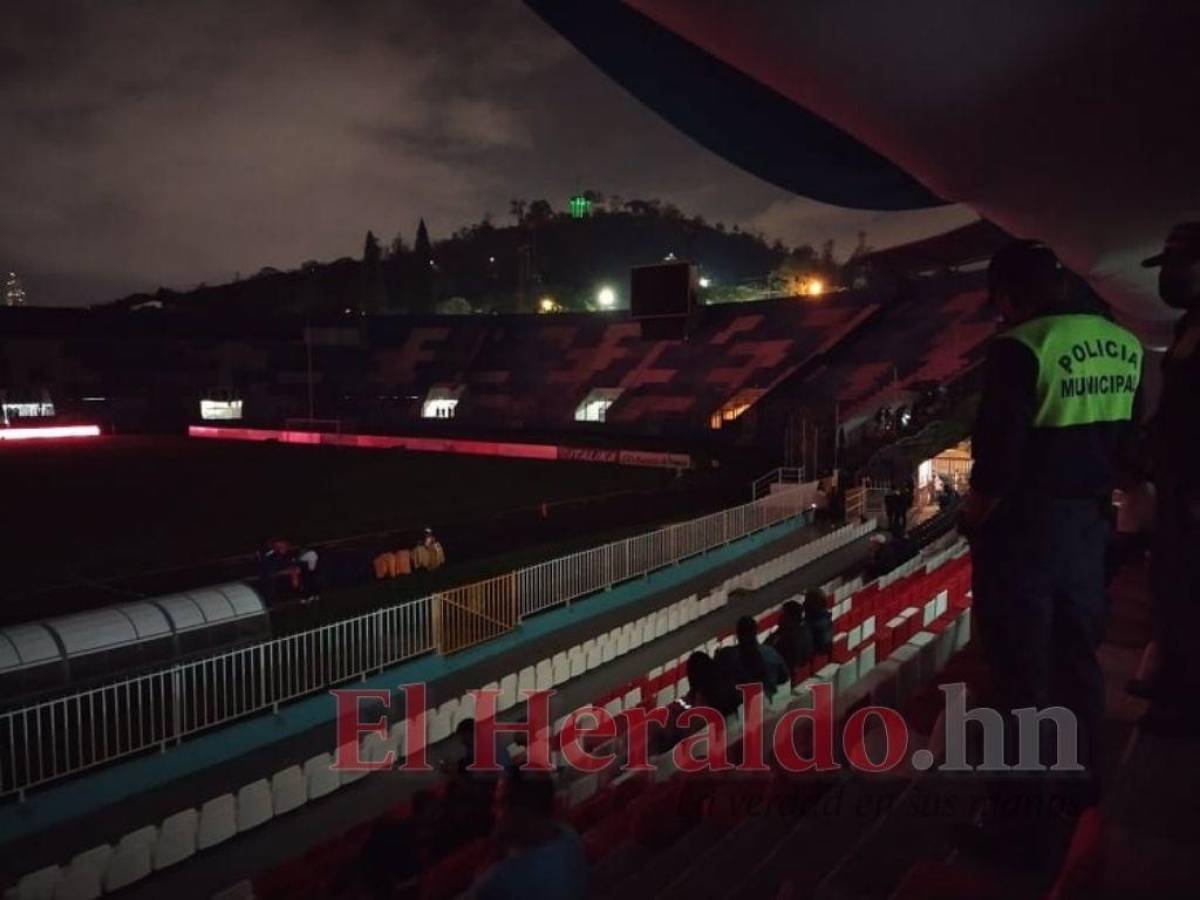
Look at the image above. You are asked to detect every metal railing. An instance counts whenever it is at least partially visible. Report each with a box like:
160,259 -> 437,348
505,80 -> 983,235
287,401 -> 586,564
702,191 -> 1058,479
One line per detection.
751,466 -> 806,501
1,487 -> 815,799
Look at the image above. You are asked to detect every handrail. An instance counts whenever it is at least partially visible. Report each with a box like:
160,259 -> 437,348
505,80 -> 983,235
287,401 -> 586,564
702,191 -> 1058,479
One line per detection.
0,485 -> 819,799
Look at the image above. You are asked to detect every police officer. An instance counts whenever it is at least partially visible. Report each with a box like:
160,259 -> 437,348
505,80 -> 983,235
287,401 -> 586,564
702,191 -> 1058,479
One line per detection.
961,241 -> 1143,825
1139,223 -> 1200,735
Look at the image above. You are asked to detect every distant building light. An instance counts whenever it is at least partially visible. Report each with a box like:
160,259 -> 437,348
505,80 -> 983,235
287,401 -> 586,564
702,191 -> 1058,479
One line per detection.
200,399 -> 243,420
698,276 -> 711,288
664,252 -> 676,261
538,296 -> 559,314
596,286 -> 617,309
82,396 -> 107,402
0,425 -> 100,441
807,278 -> 825,297
569,195 -> 593,219
2,400 -> 55,425
575,388 -> 623,422
421,385 -> 463,419
488,256 -> 495,263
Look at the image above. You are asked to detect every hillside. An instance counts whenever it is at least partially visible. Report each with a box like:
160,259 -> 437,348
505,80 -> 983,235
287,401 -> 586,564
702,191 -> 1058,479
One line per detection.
107,197 -> 848,317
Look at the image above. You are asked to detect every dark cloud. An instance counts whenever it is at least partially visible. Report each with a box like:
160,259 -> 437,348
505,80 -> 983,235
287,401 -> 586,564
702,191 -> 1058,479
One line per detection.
1,0 -> 973,307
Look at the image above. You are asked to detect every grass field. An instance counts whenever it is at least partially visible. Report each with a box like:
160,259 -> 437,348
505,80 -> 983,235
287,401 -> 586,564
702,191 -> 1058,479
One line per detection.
0,435 -> 686,624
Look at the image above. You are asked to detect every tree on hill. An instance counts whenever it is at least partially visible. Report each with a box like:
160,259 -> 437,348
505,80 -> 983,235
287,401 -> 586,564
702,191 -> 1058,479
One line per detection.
361,230 -> 387,314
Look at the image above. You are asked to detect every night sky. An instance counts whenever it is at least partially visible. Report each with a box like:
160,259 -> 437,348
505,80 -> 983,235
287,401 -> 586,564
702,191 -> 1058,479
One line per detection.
3,0 -> 974,308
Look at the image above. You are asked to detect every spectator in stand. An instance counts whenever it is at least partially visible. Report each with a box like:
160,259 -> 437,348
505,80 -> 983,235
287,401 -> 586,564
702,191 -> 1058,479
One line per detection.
471,772 -> 586,900
716,616 -> 790,699
685,650 -> 740,716
297,547 -> 319,603
769,600 -> 814,672
804,588 -> 834,655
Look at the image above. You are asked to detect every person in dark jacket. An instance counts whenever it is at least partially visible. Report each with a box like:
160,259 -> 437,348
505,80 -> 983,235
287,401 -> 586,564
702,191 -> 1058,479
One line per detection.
716,616 -> 790,699
685,650 -> 740,716
804,589 -> 834,655
769,600 -> 814,671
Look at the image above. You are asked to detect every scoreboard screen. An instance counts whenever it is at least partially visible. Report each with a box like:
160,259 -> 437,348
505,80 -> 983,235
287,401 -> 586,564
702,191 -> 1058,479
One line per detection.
630,261 -> 694,320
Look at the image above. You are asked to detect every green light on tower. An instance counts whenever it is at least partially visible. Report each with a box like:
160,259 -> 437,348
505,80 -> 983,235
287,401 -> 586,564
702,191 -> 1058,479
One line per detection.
569,194 -> 592,219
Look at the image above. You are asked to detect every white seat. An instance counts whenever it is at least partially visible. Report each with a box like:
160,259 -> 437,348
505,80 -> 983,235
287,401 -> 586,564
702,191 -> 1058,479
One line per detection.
13,865 -> 60,900
117,826 -> 158,853
656,684 -> 675,706
518,666 -> 536,696
401,714 -> 424,759
604,697 -> 622,718
600,635 -> 615,664
338,738 -> 369,784
197,793 -> 237,850
427,704 -> 452,745
304,752 -> 340,800
627,621 -> 643,650
66,847 -> 111,879
455,691 -> 476,728
667,604 -> 681,632
498,673 -> 518,711
655,610 -> 669,638
615,629 -> 630,656
623,687 -> 641,708
580,643 -> 600,672
52,861 -> 101,900
270,765 -> 307,815
551,652 -> 570,686
104,841 -> 151,892
536,659 -> 554,691
568,646 -> 586,678
153,808 -> 198,870
236,779 -> 273,832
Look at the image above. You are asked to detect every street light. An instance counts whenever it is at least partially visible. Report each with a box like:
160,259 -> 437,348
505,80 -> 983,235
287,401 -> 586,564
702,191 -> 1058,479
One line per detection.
597,286 -> 616,309
807,278 -> 824,297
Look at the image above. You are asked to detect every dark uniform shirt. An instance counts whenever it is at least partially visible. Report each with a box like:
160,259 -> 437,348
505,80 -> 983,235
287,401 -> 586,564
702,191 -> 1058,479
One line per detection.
971,312 -> 1143,501
1153,307 -> 1200,500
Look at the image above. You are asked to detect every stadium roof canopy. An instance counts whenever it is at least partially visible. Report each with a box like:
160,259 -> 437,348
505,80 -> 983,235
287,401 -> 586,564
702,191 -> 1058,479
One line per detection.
528,1 -> 1200,345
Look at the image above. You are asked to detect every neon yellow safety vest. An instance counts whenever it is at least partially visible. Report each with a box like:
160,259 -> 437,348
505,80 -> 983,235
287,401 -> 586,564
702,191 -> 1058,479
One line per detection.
1001,314 -> 1142,428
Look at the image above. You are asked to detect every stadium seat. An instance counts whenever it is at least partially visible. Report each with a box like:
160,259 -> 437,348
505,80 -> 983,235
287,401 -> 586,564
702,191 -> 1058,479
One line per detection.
656,684 -> 675,706
615,628 -> 630,656
455,691 -> 476,727
51,860 -> 101,900
498,673 -> 518,711
568,646 -> 586,678
584,639 -> 601,671
304,752 -> 340,800
153,808 -> 198,870
337,738 -> 369,785
517,666 -> 536,696
536,658 -> 554,691
270,765 -> 307,815
12,865 -> 60,900
627,621 -> 643,650
197,793 -> 237,850
236,779 -> 273,832
655,610 -> 669,638
551,651 -> 570,686
428,701 -> 454,744
667,604 -> 681,632
104,842 -> 151,892
600,634 -> 615,664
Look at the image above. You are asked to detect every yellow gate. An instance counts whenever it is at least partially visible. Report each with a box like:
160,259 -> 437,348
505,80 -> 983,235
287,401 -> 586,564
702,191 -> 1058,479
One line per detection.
434,572 -> 518,655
